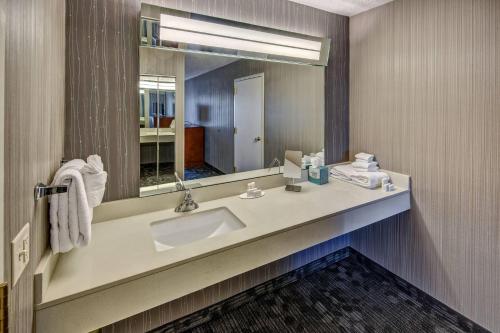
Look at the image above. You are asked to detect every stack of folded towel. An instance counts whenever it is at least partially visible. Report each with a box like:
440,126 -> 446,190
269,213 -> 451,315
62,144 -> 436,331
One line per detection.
352,152 -> 379,172
330,152 -> 389,189
49,155 -> 107,254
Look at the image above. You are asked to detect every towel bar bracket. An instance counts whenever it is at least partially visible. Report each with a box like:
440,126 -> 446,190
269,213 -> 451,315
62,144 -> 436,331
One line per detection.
34,183 -> 69,202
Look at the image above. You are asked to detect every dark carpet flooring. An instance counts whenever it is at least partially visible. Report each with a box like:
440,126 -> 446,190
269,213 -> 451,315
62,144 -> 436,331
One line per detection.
184,164 -> 224,181
153,249 -> 489,333
140,163 -> 224,187
140,162 -> 176,187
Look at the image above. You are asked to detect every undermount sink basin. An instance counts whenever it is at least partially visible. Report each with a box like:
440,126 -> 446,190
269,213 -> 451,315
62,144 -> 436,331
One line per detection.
150,207 -> 246,251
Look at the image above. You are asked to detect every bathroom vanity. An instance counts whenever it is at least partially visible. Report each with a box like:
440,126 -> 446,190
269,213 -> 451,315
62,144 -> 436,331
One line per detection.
33,4 -> 410,333
34,169 -> 410,333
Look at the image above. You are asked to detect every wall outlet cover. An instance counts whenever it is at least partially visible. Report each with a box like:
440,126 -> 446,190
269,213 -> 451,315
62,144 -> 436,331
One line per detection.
11,223 -> 30,286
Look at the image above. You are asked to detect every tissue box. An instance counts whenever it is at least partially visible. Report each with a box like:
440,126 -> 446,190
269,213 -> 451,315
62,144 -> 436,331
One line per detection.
308,166 -> 329,185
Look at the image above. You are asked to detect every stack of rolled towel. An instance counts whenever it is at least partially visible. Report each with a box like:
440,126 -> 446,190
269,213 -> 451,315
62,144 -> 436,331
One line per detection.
330,152 -> 390,189
301,149 -> 325,169
49,155 -> 108,254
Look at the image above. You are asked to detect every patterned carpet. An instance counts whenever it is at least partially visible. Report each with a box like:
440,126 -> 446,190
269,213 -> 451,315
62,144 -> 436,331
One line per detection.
152,248 -> 489,333
140,163 -> 176,187
184,164 -> 224,181
140,163 -> 224,187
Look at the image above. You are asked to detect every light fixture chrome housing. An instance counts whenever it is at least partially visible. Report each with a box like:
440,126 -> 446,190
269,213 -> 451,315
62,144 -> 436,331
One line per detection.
140,5 -> 330,67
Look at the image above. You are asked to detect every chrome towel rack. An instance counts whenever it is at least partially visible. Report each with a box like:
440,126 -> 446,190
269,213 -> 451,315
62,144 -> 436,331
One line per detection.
34,159 -> 71,201
34,183 -> 69,201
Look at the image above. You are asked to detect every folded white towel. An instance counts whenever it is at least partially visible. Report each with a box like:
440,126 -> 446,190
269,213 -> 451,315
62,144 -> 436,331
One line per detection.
354,166 -> 379,172
330,164 -> 389,189
67,168 -> 92,247
352,161 -> 379,171
355,158 -> 372,163
354,152 -> 374,163
81,155 -> 107,208
50,160 -> 92,253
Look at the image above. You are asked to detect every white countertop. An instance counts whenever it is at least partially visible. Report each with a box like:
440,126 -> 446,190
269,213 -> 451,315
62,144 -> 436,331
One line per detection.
42,176 -> 409,307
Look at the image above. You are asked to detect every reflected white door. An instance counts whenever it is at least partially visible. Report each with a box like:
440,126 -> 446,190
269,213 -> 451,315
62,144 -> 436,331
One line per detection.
234,74 -> 264,173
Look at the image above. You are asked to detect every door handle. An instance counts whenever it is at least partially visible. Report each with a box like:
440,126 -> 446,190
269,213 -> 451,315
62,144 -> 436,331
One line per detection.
254,136 -> 262,142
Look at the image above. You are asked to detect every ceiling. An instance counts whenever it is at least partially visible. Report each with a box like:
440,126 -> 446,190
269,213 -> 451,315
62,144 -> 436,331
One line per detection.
288,0 -> 394,17
185,54 -> 239,80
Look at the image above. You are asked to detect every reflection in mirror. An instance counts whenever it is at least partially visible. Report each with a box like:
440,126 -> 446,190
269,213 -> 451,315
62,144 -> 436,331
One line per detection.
183,54 -> 325,180
139,6 -> 327,197
139,75 -> 176,190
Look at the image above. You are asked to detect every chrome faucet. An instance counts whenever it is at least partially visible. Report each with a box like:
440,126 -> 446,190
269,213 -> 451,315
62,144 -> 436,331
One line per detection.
268,157 -> 281,173
174,172 -> 199,213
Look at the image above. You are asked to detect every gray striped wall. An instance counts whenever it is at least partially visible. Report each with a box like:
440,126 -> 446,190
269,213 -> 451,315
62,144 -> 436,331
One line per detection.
349,0 -> 500,331
65,0 -> 141,202
4,1 -> 66,331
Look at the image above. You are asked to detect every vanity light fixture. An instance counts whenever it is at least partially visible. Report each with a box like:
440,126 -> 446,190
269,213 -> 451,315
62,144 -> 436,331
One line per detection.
139,81 -> 175,91
159,14 -> 323,61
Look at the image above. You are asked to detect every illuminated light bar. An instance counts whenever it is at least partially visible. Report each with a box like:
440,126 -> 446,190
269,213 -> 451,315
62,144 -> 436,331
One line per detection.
160,14 -> 322,61
139,81 -> 176,91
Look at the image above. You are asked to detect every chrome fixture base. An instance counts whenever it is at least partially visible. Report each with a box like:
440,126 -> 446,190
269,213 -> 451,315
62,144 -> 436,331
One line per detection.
174,172 -> 199,213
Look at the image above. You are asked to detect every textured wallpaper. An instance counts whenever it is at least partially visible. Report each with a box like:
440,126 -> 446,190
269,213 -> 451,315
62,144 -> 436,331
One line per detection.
349,0 -> 500,331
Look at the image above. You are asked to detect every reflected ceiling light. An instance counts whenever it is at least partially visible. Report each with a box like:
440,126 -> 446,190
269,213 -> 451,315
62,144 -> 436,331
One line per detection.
139,81 -> 175,91
160,14 -> 322,61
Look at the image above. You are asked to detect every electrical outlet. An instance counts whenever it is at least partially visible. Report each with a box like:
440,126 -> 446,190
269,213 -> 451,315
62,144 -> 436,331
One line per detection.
11,223 -> 30,286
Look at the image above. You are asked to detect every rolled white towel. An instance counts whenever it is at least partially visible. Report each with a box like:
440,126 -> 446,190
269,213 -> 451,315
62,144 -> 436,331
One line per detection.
330,164 -> 389,189
81,155 -> 107,208
50,159 -> 91,253
311,157 -> 321,168
354,152 -> 374,163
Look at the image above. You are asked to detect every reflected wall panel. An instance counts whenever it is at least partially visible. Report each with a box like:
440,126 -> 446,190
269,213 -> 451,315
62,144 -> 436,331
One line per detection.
185,59 -> 324,174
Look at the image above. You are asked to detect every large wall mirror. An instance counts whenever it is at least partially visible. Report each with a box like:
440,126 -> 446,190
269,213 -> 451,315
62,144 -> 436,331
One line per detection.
139,4 -> 330,197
